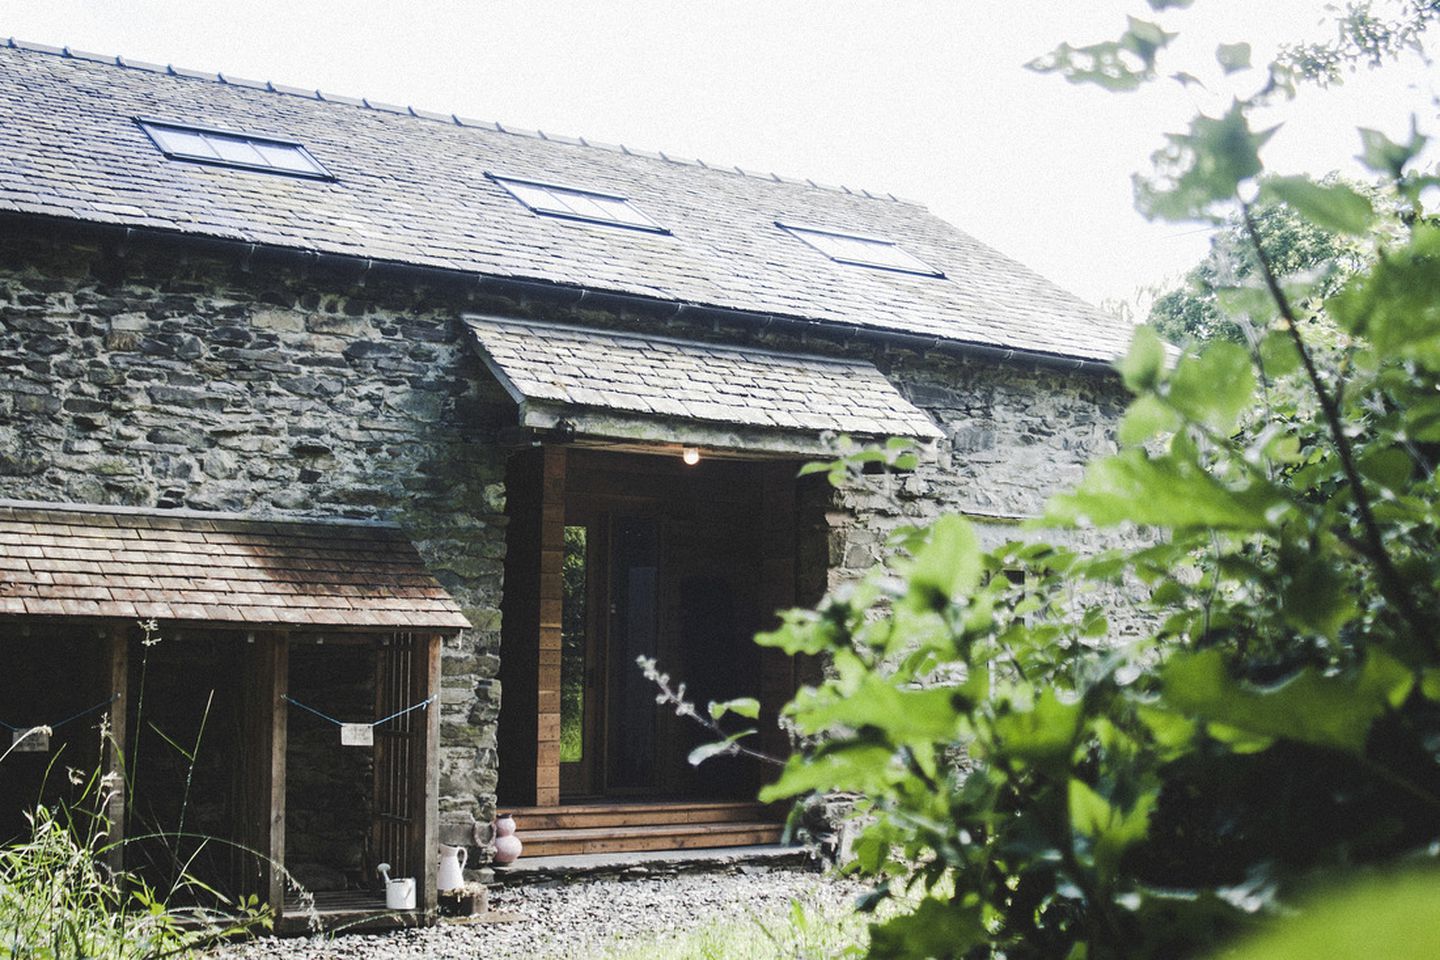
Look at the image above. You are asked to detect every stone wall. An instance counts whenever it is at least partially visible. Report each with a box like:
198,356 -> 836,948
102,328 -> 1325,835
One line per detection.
0,222 -> 513,844
823,345 -> 1130,590
0,217 -> 1129,849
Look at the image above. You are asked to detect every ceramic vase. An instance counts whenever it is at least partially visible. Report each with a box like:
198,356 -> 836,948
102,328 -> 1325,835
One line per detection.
493,814 -> 523,864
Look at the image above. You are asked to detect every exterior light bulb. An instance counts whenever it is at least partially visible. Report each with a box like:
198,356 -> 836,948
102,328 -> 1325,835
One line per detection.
682,447 -> 701,466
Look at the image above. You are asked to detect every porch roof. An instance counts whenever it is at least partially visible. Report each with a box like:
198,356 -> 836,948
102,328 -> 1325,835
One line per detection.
0,500 -> 471,630
465,316 -> 942,453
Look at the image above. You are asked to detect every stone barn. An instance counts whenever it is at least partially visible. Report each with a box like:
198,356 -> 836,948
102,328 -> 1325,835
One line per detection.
0,38 -> 1132,927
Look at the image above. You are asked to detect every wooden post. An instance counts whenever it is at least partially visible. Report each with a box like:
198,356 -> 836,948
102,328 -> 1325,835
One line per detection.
535,445 -> 567,806
240,633 -> 288,918
758,463 -> 798,762
412,634 -> 442,916
498,444 -> 568,807
102,627 -> 128,877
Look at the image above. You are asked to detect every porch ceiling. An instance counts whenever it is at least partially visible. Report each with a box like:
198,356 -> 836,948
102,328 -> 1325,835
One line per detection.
464,315 -> 943,453
0,500 -> 471,629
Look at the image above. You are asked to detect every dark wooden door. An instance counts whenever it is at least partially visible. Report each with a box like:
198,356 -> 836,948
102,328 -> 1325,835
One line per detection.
557,451 -> 780,803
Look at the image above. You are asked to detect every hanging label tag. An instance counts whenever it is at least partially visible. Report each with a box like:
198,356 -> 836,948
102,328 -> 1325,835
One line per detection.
12,728 -> 49,752
340,723 -> 374,747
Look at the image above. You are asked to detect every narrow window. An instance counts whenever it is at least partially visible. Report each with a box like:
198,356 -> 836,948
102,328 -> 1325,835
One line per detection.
560,525 -> 589,764
776,222 -> 944,277
488,174 -> 668,233
137,119 -> 332,180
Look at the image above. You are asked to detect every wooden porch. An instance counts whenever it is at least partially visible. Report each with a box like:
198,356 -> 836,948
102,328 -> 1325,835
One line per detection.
504,800 -> 785,858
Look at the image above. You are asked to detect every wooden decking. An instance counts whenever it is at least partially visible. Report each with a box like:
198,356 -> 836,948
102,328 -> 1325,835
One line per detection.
278,890 -> 427,935
505,800 -> 785,857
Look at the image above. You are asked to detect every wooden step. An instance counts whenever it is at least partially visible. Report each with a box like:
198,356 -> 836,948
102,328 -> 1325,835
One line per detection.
517,820 -> 785,857
506,800 -> 775,831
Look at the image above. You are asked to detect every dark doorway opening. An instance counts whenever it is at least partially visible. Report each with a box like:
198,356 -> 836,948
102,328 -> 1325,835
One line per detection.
499,445 -> 804,809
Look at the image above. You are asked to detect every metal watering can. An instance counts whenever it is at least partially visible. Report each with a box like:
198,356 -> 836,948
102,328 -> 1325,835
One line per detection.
375,862 -> 416,910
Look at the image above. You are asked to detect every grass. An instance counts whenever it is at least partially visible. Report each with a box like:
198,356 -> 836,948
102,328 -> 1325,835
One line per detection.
1,628 -> 272,958
584,887 -> 872,960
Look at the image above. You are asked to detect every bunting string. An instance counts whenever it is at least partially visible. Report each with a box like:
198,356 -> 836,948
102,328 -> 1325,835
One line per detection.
283,694 -> 436,728
0,693 -> 119,734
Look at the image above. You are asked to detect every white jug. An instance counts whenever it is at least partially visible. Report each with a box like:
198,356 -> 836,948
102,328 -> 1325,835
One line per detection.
437,844 -> 468,892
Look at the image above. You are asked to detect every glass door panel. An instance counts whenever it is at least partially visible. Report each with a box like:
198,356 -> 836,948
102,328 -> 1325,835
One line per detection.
606,517 -> 659,793
559,523 -> 599,798
559,525 -> 588,765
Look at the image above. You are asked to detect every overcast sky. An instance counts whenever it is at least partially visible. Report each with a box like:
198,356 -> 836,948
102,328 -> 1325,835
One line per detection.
5,1 -> 1436,310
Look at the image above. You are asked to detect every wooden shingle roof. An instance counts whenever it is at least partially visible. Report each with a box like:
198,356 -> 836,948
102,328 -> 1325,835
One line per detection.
0,500 -> 470,631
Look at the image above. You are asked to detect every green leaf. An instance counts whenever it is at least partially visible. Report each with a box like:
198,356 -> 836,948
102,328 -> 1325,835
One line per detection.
1119,325 -> 1168,392
1257,329 -> 1301,377
1137,102 -> 1278,222
687,730 -> 755,767
1166,340 -> 1256,432
708,697 -> 760,721
1047,448 -> 1289,531
1216,42 -> 1252,74
1356,122 -> 1427,179
1328,223 -> 1440,369
1261,176 -> 1375,235
1136,704 -> 1198,757
989,689 -> 1083,766
868,897 -> 987,960
1223,870 -> 1440,960
904,515 -> 982,611
755,609 -> 841,656
1125,17 -> 1179,67
1069,779 -> 1157,885
1026,18 -> 1176,92
790,677 -> 965,744
1278,552 -> 1360,641
1162,648 -> 1413,754
759,744 -> 900,801
1357,446 -> 1412,493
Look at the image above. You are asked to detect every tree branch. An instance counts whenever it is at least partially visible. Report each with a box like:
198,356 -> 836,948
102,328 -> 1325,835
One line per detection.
1240,203 -> 1433,656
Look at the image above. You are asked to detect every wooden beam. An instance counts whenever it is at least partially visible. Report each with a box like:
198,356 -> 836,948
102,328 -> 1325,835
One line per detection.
758,463 -> 798,761
252,633 -> 289,919
414,634 -> 442,917
102,627 -> 128,877
534,444 -> 567,807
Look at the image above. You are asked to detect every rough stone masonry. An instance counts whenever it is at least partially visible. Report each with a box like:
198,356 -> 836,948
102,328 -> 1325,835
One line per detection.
0,218 -> 1127,854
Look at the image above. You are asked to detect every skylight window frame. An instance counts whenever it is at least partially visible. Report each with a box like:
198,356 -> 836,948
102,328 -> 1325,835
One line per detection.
775,221 -> 945,278
135,117 -> 335,181
486,173 -> 669,235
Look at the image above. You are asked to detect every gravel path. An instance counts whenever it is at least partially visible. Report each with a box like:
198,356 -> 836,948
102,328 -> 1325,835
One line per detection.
214,868 -> 862,960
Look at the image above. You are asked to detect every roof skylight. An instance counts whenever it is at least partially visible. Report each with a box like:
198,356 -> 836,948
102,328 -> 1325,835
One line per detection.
488,174 -> 667,233
137,119 -> 332,179
777,222 -> 944,278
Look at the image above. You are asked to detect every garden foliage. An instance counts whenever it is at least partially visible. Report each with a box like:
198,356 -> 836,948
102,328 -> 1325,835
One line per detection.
746,5 -> 1440,958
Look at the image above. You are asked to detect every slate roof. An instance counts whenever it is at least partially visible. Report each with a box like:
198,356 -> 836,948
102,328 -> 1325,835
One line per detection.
0,39 -> 1132,362
0,500 -> 471,630
466,316 -> 943,440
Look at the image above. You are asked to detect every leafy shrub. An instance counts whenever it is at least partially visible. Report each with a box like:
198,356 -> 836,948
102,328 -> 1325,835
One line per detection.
743,8 -> 1440,959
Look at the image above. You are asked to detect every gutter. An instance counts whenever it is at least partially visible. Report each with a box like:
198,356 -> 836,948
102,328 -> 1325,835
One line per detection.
3,211 -> 1121,377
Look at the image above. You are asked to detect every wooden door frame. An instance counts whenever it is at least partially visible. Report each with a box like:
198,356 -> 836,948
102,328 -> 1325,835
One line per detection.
512,446 -> 802,809
558,509 -> 608,801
